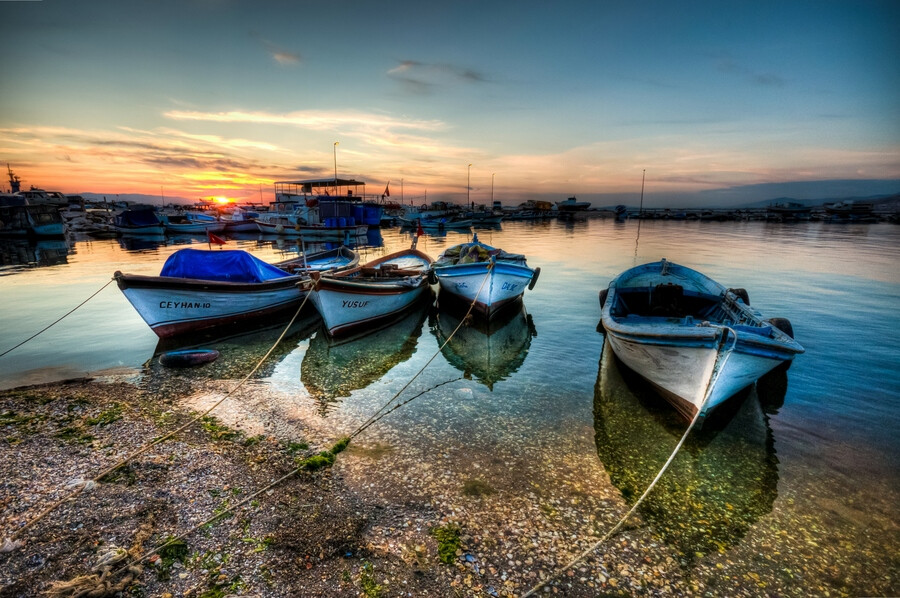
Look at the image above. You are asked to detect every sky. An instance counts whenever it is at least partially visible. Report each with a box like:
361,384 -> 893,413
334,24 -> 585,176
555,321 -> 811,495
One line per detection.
1,0 -> 898,207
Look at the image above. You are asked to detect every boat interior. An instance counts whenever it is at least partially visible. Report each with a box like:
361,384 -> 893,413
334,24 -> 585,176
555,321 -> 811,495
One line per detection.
342,263 -> 425,279
612,284 -> 765,331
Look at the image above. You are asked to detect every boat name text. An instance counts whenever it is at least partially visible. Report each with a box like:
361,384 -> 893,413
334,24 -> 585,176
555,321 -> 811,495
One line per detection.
342,300 -> 370,309
160,301 -> 212,309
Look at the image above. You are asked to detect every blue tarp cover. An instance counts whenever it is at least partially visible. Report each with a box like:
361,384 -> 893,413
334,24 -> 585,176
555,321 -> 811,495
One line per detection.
115,209 -> 162,227
160,249 -> 292,282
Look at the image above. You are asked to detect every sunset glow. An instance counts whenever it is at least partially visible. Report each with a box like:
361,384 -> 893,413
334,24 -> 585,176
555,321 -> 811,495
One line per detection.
0,1 -> 897,207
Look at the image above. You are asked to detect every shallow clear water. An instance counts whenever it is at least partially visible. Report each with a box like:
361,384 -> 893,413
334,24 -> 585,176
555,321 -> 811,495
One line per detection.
1,220 -> 898,594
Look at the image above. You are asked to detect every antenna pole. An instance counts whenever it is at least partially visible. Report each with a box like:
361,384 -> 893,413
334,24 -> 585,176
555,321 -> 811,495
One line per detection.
639,169 -> 645,216
633,169 -> 645,265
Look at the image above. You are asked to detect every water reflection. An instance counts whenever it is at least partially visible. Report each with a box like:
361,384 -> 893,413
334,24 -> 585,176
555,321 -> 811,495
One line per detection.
300,298 -> 431,414
593,340 -> 781,562
118,234 -> 167,252
146,310 -> 321,391
0,238 -> 70,272
431,302 -> 536,390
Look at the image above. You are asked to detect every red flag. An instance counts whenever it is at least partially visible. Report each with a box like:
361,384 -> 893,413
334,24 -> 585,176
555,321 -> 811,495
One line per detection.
416,221 -> 424,237
383,182 -> 390,197
208,230 -> 227,245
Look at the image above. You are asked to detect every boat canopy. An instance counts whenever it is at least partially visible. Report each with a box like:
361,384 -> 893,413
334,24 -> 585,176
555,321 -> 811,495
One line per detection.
160,249 -> 293,282
274,178 -> 366,195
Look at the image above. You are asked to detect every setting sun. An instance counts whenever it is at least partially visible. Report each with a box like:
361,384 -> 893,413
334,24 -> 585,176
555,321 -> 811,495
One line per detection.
213,196 -> 230,204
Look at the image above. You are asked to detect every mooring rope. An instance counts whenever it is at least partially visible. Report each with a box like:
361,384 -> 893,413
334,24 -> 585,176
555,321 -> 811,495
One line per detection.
520,403 -> 705,598
347,261 -> 493,440
7,261 -> 495,597
521,326 -> 736,598
5,285 -> 315,544
32,265 -> 493,595
0,278 -> 114,359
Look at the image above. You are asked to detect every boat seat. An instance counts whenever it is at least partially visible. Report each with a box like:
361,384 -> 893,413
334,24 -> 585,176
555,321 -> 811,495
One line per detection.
650,283 -> 685,317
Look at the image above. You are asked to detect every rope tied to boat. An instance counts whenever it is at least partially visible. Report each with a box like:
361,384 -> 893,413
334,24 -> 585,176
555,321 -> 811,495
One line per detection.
31,263 -> 493,596
348,259 -> 493,440
520,339 -> 715,598
5,287 -> 316,545
0,278 -> 115,359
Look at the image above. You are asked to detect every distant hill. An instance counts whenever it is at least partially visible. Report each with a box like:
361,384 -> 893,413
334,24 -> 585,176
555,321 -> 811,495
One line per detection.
75,192 -> 194,206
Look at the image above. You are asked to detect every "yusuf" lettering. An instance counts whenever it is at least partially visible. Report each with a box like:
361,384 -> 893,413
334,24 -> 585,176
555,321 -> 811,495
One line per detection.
341,300 -> 370,308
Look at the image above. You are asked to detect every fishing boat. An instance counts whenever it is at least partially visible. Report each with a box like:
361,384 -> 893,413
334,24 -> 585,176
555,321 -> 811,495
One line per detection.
114,247 -> 358,338
0,195 -> 67,237
222,207 -> 262,232
255,217 -> 368,239
309,248 -> 434,337
398,215 -> 472,230
432,235 -> 540,319
164,211 -> 226,234
275,245 -> 359,274
766,201 -> 812,222
555,196 -> 591,212
599,259 -> 804,423
114,208 -> 166,236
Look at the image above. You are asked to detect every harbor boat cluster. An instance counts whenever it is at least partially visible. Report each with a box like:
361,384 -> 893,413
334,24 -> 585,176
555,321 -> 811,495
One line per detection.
4,160 -> 898,243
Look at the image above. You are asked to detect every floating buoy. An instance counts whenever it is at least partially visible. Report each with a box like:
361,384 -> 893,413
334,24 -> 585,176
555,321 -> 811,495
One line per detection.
599,288 -> 609,309
528,267 -> 541,290
159,349 -> 220,368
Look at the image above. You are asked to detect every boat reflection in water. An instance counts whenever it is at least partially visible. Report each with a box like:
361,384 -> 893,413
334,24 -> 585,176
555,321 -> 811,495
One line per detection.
593,339 -> 784,563
149,309 -> 321,383
432,302 -> 536,390
0,238 -> 69,271
301,296 -> 431,414
117,234 -> 167,252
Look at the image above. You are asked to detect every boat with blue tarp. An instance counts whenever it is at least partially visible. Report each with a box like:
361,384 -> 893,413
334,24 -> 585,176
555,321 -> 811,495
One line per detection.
114,246 -> 358,337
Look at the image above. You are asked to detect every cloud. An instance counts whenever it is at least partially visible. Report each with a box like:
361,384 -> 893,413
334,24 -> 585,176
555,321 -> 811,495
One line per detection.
387,60 -> 489,94
252,34 -> 301,65
164,108 -> 446,133
710,52 -> 786,87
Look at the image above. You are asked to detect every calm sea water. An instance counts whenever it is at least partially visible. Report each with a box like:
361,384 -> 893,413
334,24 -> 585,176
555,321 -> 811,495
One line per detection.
1,219 -> 898,594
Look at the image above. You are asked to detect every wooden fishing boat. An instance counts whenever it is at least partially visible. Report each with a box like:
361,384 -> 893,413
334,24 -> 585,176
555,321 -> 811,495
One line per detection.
164,212 -> 226,234
599,259 -> 804,423
309,248 -> 434,337
114,208 -> 166,236
433,235 -> 540,319
114,247 -> 358,338
274,245 -> 359,274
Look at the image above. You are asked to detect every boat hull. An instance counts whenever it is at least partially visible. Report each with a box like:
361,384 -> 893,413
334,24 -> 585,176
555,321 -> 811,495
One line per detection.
256,220 -> 368,239
311,278 -> 430,336
310,249 -> 434,336
165,222 -> 226,234
115,273 -> 308,338
435,261 -> 534,319
604,328 -> 794,420
601,259 -> 804,421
